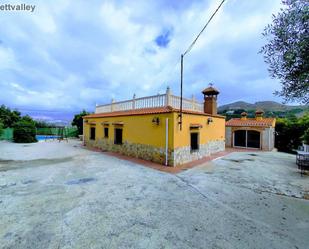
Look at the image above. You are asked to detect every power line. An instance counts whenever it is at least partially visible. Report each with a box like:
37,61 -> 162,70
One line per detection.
179,0 -> 226,130
143,1 -> 226,96
183,0 -> 226,56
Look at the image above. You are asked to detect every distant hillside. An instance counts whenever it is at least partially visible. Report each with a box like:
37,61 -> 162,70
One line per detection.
218,101 -> 309,119
218,101 -> 308,112
20,110 -> 74,126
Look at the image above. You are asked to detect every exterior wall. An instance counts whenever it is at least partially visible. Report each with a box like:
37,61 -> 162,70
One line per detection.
270,127 -> 275,150
173,112 -> 225,148
84,113 -> 174,147
172,140 -> 225,165
225,127 -> 232,147
262,127 -> 275,151
84,113 -> 174,165
172,112 -> 226,165
227,126 -> 275,151
83,111 -> 226,166
87,139 -> 174,165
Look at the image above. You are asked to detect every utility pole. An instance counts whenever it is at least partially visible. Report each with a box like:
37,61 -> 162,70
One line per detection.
179,54 -> 184,130
178,0 -> 226,130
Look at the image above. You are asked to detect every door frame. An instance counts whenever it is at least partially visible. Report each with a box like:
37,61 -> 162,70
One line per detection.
233,129 -> 261,149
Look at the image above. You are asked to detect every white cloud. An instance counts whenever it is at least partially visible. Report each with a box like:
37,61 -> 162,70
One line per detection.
0,47 -> 16,69
0,0 -> 286,113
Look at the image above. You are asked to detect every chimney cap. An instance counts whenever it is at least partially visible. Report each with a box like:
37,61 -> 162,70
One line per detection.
255,109 -> 264,115
202,86 -> 219,95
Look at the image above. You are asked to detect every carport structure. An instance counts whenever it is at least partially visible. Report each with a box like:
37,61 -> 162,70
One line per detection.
225,111 -> 276,151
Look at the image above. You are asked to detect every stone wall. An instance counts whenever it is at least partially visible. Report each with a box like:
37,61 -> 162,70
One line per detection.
172,140 -> 225,166
85,138 -> 225,166
85,138 -> 173,165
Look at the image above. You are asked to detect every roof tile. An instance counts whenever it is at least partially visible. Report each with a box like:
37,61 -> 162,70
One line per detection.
83,106 -> 225,119
84,106 -> 173,118
226,118 -> 275,127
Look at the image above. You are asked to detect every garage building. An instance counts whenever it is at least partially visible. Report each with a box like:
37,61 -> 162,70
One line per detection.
225,111 -> 276,151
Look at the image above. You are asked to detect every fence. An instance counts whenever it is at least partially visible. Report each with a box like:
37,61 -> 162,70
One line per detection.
0,127 -> 78,141
95,87 -> 204,114
0,128 -> 13,140
36,127 -> 78,137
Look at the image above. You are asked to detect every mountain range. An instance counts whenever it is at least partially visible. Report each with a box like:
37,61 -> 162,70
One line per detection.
218,101 -> 308,112
21,101 -> 308,125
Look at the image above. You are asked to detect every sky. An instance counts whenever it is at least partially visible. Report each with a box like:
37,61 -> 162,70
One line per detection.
0,0 -> 285,119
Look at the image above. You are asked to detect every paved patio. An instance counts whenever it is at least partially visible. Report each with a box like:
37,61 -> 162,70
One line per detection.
1,140 -> 308,249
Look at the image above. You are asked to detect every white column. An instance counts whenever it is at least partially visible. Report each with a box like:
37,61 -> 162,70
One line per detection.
165,87 -> 171,106
192,94 -> 196,110
132,94 -> 136,109
111,99 -> 115,112
82,119 -> 85,146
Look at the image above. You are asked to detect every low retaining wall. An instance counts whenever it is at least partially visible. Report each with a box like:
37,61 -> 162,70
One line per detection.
86,139 -> 173,165
172,140 -> 225,166
86,139 -> 225,167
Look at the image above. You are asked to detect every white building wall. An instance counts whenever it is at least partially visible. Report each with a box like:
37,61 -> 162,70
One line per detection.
225,127 -> 232,147
262,129 -> 268,150
269,127 -> 275,150
227,126 -> 275,151
262,127 -> 275,151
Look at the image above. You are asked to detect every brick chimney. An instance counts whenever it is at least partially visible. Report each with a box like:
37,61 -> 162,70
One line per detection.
255,109 -> 264,120
241,112 -> 247,120
202,85 -> 219,115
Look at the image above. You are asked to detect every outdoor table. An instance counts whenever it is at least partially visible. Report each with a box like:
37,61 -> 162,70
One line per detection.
296,151 -> 309,175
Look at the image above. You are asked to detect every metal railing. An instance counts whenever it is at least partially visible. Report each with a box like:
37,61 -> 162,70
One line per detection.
95,87 -> 204,113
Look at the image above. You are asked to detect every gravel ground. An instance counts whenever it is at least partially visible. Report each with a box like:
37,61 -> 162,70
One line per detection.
0,140 -> 308,249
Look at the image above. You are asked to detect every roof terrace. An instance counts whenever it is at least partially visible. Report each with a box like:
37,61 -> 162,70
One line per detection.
95,87 -> 204,114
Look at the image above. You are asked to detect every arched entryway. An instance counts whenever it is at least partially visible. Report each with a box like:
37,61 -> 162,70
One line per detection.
234,130 -> 261,149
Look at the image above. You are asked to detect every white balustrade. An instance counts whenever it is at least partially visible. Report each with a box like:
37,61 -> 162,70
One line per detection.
95,88 -> 204,114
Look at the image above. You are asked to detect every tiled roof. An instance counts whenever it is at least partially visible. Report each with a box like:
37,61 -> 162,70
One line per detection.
84,106 -> 173,118
83,106 -> 225,119
226,118 -> 275,127
180,109 -> 224,118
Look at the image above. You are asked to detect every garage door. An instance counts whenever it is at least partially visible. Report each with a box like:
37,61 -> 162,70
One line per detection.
234,130 -> 260,149
247,130 -> 260,148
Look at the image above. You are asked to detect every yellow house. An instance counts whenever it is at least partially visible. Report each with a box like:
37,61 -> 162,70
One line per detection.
83,86 -> 225,166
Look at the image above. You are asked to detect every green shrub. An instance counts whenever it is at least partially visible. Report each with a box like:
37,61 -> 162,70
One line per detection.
302,128 -> 309,145
0,121 -> 3,136
275,113 -> 309,153
13,120 -> 37,143
72,110 -> 90,135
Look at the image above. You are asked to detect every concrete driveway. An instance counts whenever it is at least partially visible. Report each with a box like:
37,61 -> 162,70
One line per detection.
1,140 -> 308,249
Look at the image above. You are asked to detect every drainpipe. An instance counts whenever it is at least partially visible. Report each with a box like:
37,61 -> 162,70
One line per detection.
165,118 -> 169,166
82,119 -> 85,146
268,128 -> 271,151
